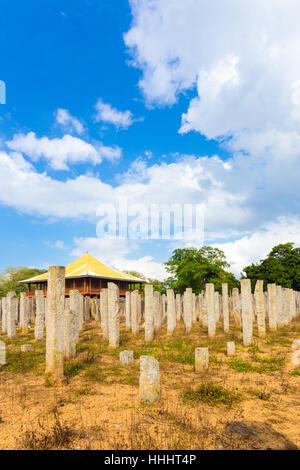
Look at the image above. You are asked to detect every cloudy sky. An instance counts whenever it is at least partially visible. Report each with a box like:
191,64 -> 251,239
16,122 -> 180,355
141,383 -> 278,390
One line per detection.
1,0 -> 300,280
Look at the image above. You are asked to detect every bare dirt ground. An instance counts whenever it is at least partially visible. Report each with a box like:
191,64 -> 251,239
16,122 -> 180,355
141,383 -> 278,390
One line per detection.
0,318 -> 299,450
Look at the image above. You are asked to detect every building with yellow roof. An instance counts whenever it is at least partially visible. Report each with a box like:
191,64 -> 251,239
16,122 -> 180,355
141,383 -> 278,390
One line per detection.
19,253 -> 146,297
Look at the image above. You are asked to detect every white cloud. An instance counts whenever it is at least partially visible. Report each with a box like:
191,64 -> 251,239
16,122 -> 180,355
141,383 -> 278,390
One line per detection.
55,108 -> 84,135
5,132 -> 121,170
94,99 -> 134,129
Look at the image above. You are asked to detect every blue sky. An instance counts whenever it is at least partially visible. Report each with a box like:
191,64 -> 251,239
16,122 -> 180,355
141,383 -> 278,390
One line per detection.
1,0 -> 300,279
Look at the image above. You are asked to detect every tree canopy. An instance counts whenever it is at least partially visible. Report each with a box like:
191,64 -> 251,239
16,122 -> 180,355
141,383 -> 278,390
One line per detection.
164,246 -> 239,294
242,242 -> 300,291
0,267 -> 46,298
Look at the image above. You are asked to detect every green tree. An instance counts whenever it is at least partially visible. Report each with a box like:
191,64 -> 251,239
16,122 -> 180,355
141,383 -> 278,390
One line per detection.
242,242 -> 300,291
164,247 -> 239,294
0,267 -> 46,298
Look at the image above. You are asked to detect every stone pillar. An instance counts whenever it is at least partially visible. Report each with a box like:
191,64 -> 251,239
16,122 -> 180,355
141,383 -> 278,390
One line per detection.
6,292 -> 17,339
206,283 -> 215,338
254,280 -> 265,337
78,294 -> 84,331
281,288 -> 290,326
35,290 -> 45,341
232,288 -> 241,328
227,341 -> 235,356
222,283 -> 229,333
70,290 -> 80,341
108,282 -> 120,348
195,347 -> 209,371
45,266 -> 65,382
276,285 -> 283,327
183,288 -> 192,333
100,288 -> 109,339
84,295 -> 91,321
267,284 -> 277,331
175,293 -> 182,321
214,291 -> 220,323
139,356 -> 160,403
131,290 -> 139,335
120,350 -> 134,365
161,294 -> 167,322
0,340 -> 6,365
19,292 -> 29,334
125,292 -> 131,330
1,298 -> 7,333
192,293 -> 196,323
167,289 -> 176,335
64,297 -> 77,359
240,279 -> 253,346
145,284 -> 154,343
289,289 -> 296,321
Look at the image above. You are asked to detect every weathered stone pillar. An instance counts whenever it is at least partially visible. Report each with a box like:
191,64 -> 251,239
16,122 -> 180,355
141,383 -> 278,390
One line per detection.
70,290 -> 80,341
267,284 -> 277,331
125,292 -> 131,330
35,290 -> 45,341
289,289 -> 296,321
1,298 -> 7,333
192,293 -> 196,323
0,340 -> 6,365
64,297 -> 76,359
281,288 -> 290,326
84,295 -> 91,321
195,347 -> 209,371
206,283 -> 215,338
254,280 -> 265,337
240,279 -> 253,346
276,285 -> 283,327
222,283 -> 229,333
131,290 -> 139,335
139,356 -> 160,403
153,291 -> 162,332
214,291 -> 220,323
78,294 -> 84,331
6,292 -> 17,339
120,350 -> 134,365
108,282 -> 120,348
167,289 -> 176,335
45,266 -> 65,382
100,288 -> 109,339
232,288 -> 241,328
20,292 -> 29,334
183,288 -> 193,333
227,341 -> 235,356
145,284 -> 154,343
175,293 -> 182,321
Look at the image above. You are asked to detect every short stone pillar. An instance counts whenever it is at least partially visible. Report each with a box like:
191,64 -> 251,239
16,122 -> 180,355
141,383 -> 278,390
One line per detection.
267,284 -> 277,331
45,266 -> 65,382
291,350 -> 300,367
120,350 -> 134,365
222,283 -> 229,333
195,347 -> 209,372
167,289 -> 176,335
139,356 -> 160,403
206,283 -> 215,338
20,292 -> 29,334
6,292 -> 17,339
254,280 -> 266,337
227,341 -> 235,356
100,288 -> 109,339
0,340 -> 6,365
108,282 -> 120,348
1,298 -> 7,333
183,288 -> 193,333
291,340 -> 300,350
131,290 -> 139,335
125,292 -> 131,330
21,344 -> 32,352
144,284 -> 154,343
241,279 -> 253,346
232,288 -> 241,328
35,290 -> 45,341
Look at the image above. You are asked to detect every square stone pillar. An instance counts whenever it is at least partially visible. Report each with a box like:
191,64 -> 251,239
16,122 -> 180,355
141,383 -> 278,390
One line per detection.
6,292 -> 17,339
254,280 -> 265,337
35,290 -> 45,341
232,288 -> 241,328
139,356 -> 160,403
222,283 -> 229,333
167,289 -> 176,335
100,288 -> 109,339
241,279 -> 253,346
131,290 -> 139,335
183,288 -> 193,333
108,282 -> 120,348
145,284 -> 154,343
206,283 -> 215,338
125,292 -> 131,330
267,284 -> 277,331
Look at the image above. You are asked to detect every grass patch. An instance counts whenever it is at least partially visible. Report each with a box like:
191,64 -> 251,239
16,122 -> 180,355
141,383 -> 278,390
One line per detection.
291,369 -> 300,376
183,382 -> 241,407
247,388 -> 271,401
229,355 -> 285,373
5,350 -> 44,373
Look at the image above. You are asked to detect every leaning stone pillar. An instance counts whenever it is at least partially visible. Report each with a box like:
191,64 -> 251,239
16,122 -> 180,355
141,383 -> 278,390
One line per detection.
206,283 -> 215,338
240,279 -> 253,346
145,285 -> 154,343
254,280 -> 265,337
100,288 -> 109,339
222,283 -> 229,333
6,292 -> 17,339
267,284 -> 277,331
167,289 -> 176,335
108,282 -> 120,348
35,290 -> 45,341
183,288 -> 193,333
139,356 -> 160,403
125,292 -> 131,330
45,266 -> 65,382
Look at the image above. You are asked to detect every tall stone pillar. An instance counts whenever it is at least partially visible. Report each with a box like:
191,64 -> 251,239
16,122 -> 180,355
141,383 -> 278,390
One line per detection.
161,294 -> 167,322
254,280 -> 265,337
241,279 -> 253,346
0,340 -> 6,365
78,294 -> 84,331
1,298 -> 7,333
153,291 -> 162,332
125,292 -> 131,330
64,298 -> 76,359
7,292 -> 17,339
108,282 -> 120,348
183,288 -> 192,333
35,290 -> 45,341
214,292 -> 220,323
232,288 -> 241,328
84,295 -> 91,321
167,289 -> 176,335
20,292 -> 28,334
192,293 -> 196,323
100,288 -> 109,339
131,290 -> 139,335
45,266 -> 65,382
267,284 -> 277,331
139,356 -> 160,403
276,285 -> 283,327
206,283 -> 215,338
175,293 -> 182,321
145,285 -> 154,343
289,289 -> 296,321
222,283 -> 229,333
70,290 -> 80,341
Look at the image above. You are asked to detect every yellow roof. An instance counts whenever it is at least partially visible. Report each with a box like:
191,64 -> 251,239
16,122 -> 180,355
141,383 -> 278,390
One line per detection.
20,253 -> 146,283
